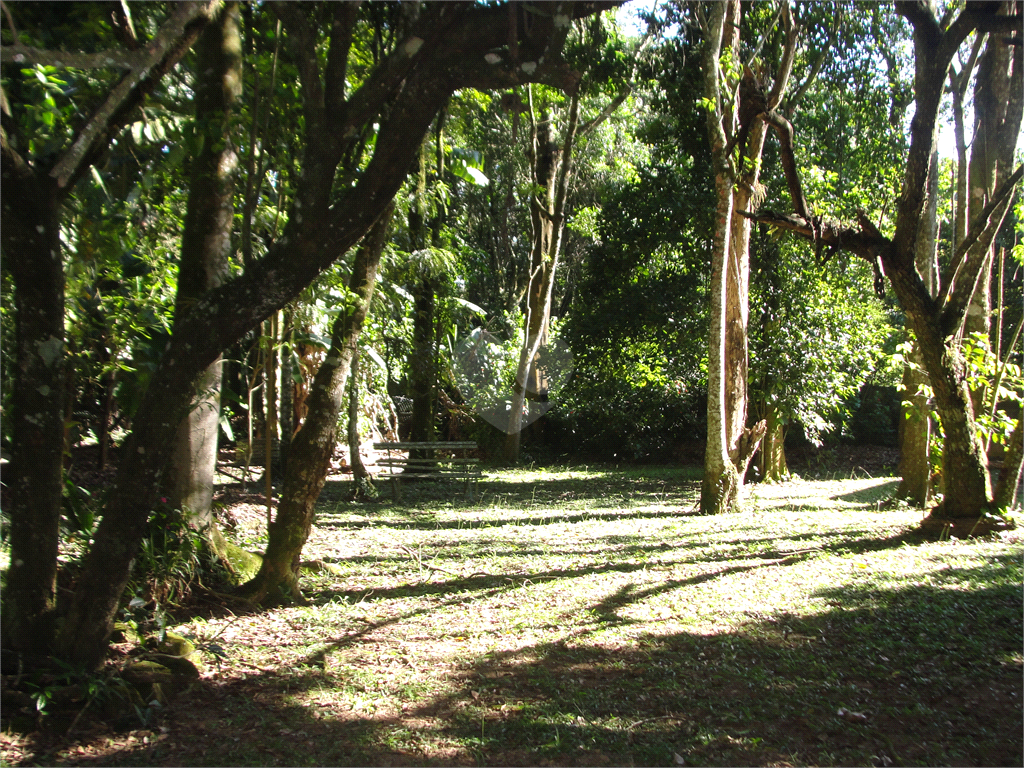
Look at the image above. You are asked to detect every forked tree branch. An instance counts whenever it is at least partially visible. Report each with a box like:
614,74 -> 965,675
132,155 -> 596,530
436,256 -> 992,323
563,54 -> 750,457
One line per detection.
47,1 -> 221,188
938,165 -> 1023,335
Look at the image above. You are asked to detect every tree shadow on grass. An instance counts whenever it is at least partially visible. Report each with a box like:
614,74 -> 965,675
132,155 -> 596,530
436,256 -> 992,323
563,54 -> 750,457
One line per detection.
830,478 -> 900,505
313,503 -> 703,532
41,555 -> 1022,768
314,472 -> 702,514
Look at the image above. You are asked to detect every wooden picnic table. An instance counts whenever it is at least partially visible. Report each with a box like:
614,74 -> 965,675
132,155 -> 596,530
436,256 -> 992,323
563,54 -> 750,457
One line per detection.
372,441 -> 481,501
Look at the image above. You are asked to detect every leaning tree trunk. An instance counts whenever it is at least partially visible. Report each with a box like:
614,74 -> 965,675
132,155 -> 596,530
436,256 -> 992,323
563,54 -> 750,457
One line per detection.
237,204 -> 393,604
504,105 -> 568,462
163,4 -> 242,534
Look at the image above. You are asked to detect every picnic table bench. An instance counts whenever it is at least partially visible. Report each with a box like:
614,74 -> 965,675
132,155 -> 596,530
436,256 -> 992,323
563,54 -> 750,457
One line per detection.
372,441 -> 481,501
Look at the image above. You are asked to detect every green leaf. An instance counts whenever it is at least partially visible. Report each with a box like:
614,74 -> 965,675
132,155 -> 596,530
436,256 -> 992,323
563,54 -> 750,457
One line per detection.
452,296 -> 487,318
219,413 -> 234,442
362,345 -> 387,371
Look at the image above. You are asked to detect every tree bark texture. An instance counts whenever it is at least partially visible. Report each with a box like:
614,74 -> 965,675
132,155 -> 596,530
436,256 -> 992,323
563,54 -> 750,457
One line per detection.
993,413 -> 1024,511
698,0 -> 741,515
348,350 -> 374,500
897,147 -> 939,507
237,203 -> 393,604
964,21 -> 1022,343
409,276 -> 437,446
759,403 -> 788,482
700,0 -> 795,507
897,356 -> 933,505
163,3 -> 242,529
46,0 -> 610,670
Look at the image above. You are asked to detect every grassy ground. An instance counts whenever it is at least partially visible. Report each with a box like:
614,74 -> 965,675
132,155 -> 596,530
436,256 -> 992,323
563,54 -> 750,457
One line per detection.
3,465 -> 1022,767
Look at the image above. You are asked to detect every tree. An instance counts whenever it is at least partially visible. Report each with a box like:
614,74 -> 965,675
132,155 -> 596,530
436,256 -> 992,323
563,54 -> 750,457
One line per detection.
1,0 -> 221,657
744,1 -> 1022,533
503,88 -> 582,460
237,203 -> 394,604
162,2 -> 242,543
750,234 -> 890,482
504,17 -> 645,462
695,0 -> 799,514
6,1 -> 612,670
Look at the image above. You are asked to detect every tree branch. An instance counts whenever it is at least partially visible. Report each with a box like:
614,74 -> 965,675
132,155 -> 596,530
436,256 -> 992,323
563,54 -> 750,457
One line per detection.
737,208 -> 884,262
47,1 -> 221,188
324,1 -> 360,121
763,109 -> 811,221
785,7 -> 839,114
1,44 -> 141,69
938,163 -> 1023,305
938,164 -> 1023,335
578,25 -> 655,137
270,3 -> 324,128
765,0 -> 797,110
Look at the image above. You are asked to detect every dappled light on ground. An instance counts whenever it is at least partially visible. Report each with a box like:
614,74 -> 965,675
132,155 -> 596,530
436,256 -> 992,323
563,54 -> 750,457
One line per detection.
5,468 -> 1020,767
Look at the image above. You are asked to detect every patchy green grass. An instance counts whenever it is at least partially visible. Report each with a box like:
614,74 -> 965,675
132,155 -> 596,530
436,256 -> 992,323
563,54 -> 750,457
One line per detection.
6,467 -> 1022,767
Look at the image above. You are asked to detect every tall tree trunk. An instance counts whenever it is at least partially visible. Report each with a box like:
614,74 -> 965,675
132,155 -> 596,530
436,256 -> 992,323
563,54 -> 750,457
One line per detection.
237,204 -> 393,603
163,3 -> 242,530
699,0 -> 740,515
279,306 -> 295,475
407,130 -> 441,455
264,311 -> 278,520
505,86 -> 585,462
408,276 -> 437,449
504,106 -> 561,461
701,1 -> 794,507
898,148 -> 939,506
963,27 -> 1016,343
1,182 -> 65,655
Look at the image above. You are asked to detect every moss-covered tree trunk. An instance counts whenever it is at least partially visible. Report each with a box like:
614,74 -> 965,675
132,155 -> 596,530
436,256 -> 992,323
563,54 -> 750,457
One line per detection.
898,148 -> 939,507
759,403 -> 788,482
237,204 -> 393,603
348,349 -> 374,500
994,413 -> 1023,511
698,0 -> 740,515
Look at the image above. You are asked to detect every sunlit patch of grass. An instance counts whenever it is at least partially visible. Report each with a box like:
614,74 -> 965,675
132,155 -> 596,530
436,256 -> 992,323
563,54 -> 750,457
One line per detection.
69,466 -> 1021,768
